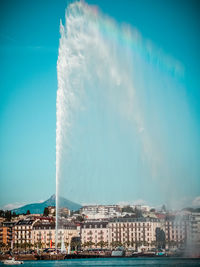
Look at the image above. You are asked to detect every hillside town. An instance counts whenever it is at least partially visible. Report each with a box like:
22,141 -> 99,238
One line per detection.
0,203 -> 200,259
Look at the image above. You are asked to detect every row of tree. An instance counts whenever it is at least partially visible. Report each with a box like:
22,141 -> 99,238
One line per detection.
0,239 -> 186,252
81,239 -> 186,250
0,210 -> 32,221
0,207 -> 54,221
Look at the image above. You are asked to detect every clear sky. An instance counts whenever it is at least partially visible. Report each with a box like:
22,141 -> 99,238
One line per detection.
0,0 -> 200,210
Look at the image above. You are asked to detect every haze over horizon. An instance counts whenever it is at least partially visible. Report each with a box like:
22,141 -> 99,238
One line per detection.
0,0 -> 200,211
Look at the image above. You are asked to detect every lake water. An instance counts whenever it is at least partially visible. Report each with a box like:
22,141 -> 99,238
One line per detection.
1,258 -> 200,266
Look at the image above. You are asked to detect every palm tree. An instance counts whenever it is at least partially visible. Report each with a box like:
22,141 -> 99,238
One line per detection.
97,241 -> 106,249
125,240 -> 130,249
151,240 -> 157,250
71,240 -> 80,251
130,240 -> 136,250
26,242 -> 32,252
111,241 -> 122,248
37,241 -> 42,249
83,241 -> 91,250
88,241 -> 94,249
81,242 -> 87,250
21,242 -> 26,252
135,240 -> 142,251
104,241 -> 108,249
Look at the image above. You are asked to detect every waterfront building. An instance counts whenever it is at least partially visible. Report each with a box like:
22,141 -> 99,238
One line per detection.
32,220 -> 55,248
0,222 -> 15,246
57,224 -> 79,247
32,220 -> 78,248
108,217 -> 161,251
187,212 -> 200,248
13,219 -> 36,246
165,217 -> 188,249
81,221 -> 109,248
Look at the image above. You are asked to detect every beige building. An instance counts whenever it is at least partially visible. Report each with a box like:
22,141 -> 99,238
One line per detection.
165,218 -> 188,249
32,220 -> 55,248
81,221 -> 109,248
32,220 -> 78,248
108,218 -> 161,250
57,224 -> 79,246
13,219 -> 36,246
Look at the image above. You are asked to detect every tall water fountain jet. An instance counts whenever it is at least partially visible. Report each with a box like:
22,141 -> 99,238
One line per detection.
56,1 -> 194,246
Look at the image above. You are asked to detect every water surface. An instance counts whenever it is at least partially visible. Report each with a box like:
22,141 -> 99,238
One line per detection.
1,258 -> 200,267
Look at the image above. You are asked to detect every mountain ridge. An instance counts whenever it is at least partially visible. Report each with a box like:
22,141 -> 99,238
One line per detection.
12,195 -> 82,214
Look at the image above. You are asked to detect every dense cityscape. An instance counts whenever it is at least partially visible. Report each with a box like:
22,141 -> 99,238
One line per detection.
0,199 -> 200,260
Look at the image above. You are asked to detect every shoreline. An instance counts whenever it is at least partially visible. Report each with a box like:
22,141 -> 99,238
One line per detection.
1,254 -> 200,261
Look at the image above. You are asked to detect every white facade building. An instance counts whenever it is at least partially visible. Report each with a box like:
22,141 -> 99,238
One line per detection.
32,220 -> 79,248
108,218 -> 161,250
13,219 -> 36,245
81,221 -> 109,248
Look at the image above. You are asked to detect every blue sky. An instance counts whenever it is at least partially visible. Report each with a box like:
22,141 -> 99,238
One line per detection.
0,0 -> 199,209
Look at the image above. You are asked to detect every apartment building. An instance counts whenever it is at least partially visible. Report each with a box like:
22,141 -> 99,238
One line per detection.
0,222 -> 15,246
32,220 -> 78,248
165,217 -> 188,248
13,219 -> 36,245
81,221 -> 109,248
80,205 -> 121,220
57,224 -> 79,246
32,220 -> 55,247
108,217 -> 161,250
188,213 -> 200,247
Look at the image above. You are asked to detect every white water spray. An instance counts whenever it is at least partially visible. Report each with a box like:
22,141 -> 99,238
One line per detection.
56,1 -> 192,243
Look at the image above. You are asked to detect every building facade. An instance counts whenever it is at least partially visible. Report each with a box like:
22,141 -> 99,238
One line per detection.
80,205 -> 121,219
108,218 -> 161,250
188,213 -> 200,248
32,220 -> 78,248
165,218 -> 188,249
81,221 -> 109,248
0,222 -> 15,246
13,219 -> 36,246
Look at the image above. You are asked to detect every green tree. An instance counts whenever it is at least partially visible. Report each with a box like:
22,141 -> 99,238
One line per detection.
43,207 -> 49,217
111,241 -> 122,248
26,210 -> 31,215
12,211 -> 17,217
97,241 -> 107,249
155,227 -> 166,249
125,240 -> 130,248
76,215 -> 84,222
88,241 -> 94,248
5,210 -> 11,221
0,210 -> 5,217
134,208 -> 143,218
130,240 -> 135,249
37,242 -> 42,249
122,206 -> 134,213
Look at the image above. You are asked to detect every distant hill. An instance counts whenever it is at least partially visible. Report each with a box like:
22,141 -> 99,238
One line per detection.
12,195 -> 82,214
